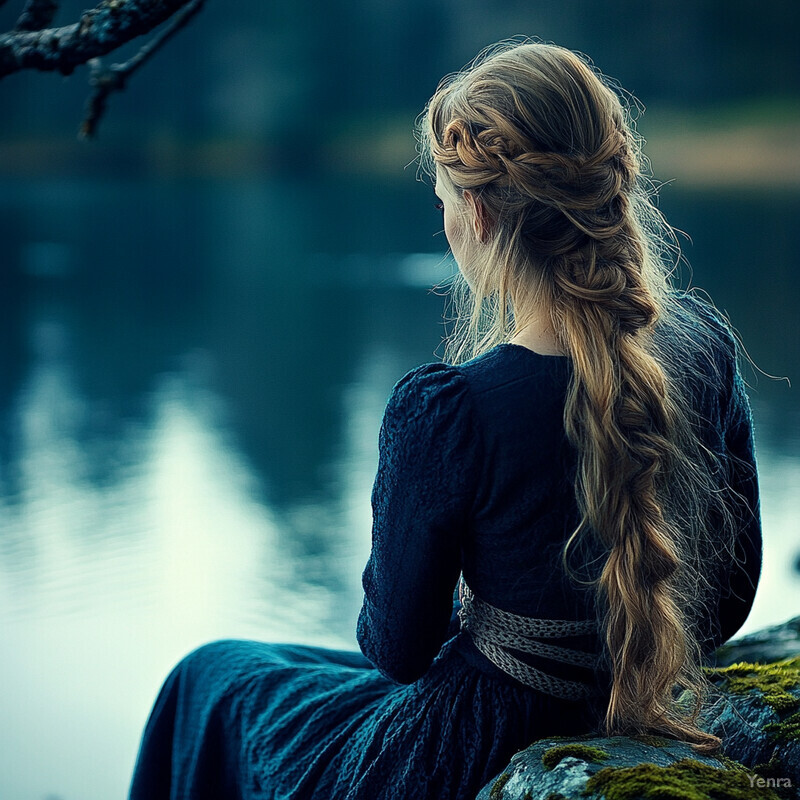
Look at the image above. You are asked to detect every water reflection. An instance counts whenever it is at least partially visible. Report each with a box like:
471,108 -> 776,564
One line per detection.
0,177 -> 797,800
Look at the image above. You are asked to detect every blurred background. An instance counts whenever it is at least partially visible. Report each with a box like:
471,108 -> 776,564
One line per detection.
0,1 -> 798,798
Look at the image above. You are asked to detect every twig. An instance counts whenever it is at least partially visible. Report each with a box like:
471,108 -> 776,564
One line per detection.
0,0 -> 200,79
15,0 -> 59,31
79,0 -> 204,138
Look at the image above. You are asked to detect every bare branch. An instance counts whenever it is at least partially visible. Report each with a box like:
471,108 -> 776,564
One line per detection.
15,0 -> 59,31
0,0 -> 200,78
80,0 -> 204,138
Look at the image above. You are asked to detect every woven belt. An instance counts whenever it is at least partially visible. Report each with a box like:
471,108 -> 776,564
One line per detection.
457,579 -> 601,700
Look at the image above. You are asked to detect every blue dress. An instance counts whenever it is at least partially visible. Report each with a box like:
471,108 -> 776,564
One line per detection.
129,294 -> 762,800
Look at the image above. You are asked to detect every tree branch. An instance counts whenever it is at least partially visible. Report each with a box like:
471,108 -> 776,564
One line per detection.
15,0 -> 59,32
0,0 -> 200,78
80,0 -> 204,138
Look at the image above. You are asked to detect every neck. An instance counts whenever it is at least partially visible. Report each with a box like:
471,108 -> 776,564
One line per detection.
509,309 -> 566,356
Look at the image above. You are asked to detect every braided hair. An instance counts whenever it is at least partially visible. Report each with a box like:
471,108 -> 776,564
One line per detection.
421,40 -> 739,753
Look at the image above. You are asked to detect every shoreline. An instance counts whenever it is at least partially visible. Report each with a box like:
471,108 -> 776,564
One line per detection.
1,117 -> 799,189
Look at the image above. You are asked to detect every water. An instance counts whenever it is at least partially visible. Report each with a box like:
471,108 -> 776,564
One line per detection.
0,177 -> 798,800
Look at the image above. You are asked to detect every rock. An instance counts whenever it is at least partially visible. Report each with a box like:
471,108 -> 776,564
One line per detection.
699,652 -> 800,786
476,615 -> 800,800
710,617 -> 800,668
475,736 -> 734,800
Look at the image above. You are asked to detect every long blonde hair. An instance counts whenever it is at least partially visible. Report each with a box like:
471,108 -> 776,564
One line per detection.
420,39 -> 743,753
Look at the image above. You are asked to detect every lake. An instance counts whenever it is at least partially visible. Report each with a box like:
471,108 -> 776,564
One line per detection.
0,177 -> 798,800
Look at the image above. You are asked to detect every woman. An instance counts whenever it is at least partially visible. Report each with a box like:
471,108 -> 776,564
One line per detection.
129,40 -> 761,800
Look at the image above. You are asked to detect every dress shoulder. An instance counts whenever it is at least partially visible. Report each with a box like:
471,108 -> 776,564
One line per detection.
377,360 -> 480,516
669,290 -> 739,362
662,290 -> 743,419
383,362 -> 472,427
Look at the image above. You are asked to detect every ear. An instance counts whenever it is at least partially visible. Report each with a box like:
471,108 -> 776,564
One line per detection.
463,190 -> 493,244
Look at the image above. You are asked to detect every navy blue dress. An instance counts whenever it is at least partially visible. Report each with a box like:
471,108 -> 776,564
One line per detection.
129,294 -> 762,800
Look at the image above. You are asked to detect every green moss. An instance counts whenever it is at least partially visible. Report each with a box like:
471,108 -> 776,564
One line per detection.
489,771 -> 511,800
629,734 -> 671,748
763,709 -> 800,742
704,656 -> 800,751
716,754 -> 749,773
545,794 -> 568,800
542,743 -> 610,770
543,733 -> 598,742
703,656 -> 800,713
582,758 -> 783,800
522,792 -> 533,800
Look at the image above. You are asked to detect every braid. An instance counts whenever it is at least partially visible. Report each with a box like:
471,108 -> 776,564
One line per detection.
549,151 -> 714,743
556,248 -> 695,736
422,40 -> 732,753
433,109 -> 637,213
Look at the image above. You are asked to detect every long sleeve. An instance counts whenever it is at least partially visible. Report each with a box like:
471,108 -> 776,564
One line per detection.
713,361 -> 763,648
357,363 -> 481,684
676,294 -> 763,657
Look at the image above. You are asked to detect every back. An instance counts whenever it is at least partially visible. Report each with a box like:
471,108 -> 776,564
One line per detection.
457,291 -> 760,653
357,291 -> 761,686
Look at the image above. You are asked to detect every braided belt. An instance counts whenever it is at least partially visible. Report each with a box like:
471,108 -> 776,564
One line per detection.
457,579 -> 601,700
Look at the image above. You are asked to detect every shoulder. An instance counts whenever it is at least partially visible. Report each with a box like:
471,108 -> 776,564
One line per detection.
659,290 -> 739,382
384,362 -> 471,423
666,290 -> 738,358
662,289 -> 747,424
379,362 -> 481,471
386,347 -> 561,411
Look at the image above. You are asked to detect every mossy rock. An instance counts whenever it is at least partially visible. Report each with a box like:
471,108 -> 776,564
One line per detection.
541,744 -> 610,771
704,656 -> 800,713
584,757 -> 790,799
477,735 -> 795,800
476,735 -> 728,799
699,652 -> 800,781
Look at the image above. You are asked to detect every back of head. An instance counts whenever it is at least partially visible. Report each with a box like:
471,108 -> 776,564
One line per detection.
421,40 -> 734,753
422,42 -> 663,346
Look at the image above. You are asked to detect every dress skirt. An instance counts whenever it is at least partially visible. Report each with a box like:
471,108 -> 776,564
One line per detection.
128,633 -> 604,800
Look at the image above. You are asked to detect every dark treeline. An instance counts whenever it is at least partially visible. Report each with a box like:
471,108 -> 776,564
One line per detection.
1,0 -> 798,143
